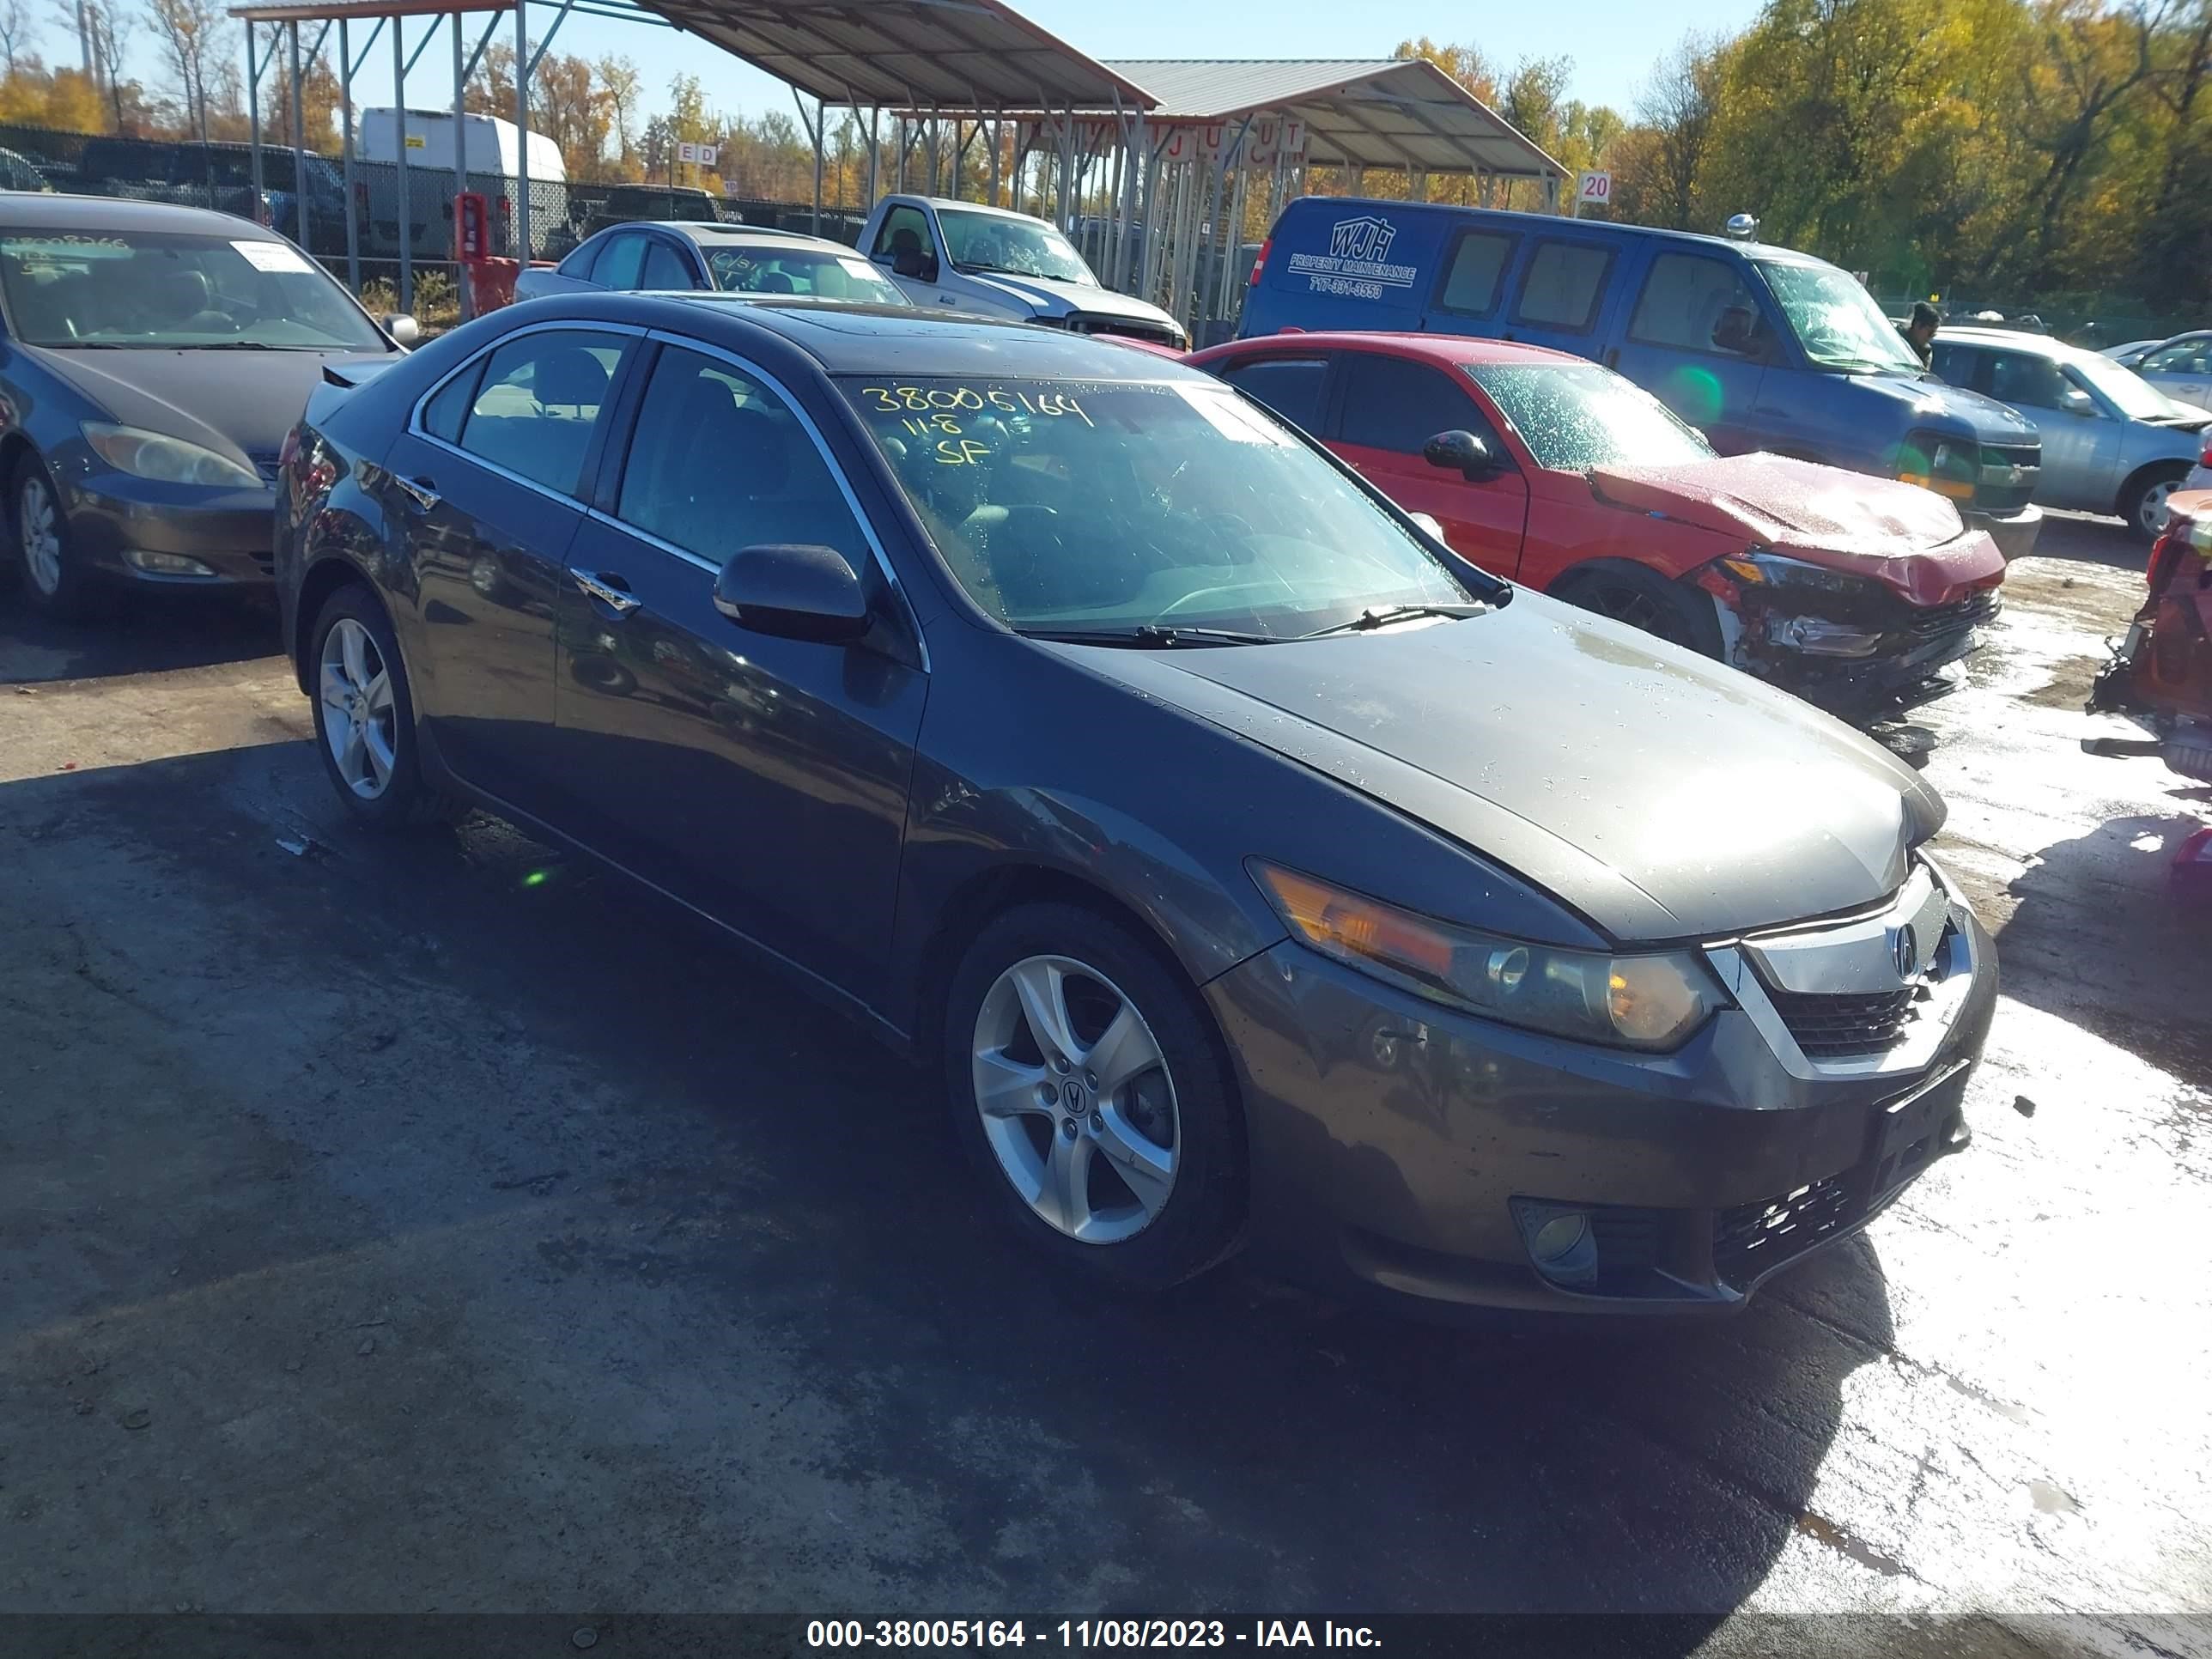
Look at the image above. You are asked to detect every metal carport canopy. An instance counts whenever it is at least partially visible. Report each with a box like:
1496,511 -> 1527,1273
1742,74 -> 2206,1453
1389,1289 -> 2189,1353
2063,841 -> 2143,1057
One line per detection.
637,0 -> 1154,111
1103,58 -> 1565,180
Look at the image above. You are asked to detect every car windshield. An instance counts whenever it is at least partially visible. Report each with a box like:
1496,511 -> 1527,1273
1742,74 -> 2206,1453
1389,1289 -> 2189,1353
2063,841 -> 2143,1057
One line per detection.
841,374 -> 1477,638
1467,363 -> 1714,470
938,209 -> 1093,283
2069,351 -> 2191,422
706,246 -> 908,305
1757,258 -> 1924,374
0,228 -> 386,349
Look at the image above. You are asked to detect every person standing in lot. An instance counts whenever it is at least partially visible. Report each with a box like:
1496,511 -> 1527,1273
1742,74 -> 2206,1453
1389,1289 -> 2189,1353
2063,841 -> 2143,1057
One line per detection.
1900,301 -> 1941,369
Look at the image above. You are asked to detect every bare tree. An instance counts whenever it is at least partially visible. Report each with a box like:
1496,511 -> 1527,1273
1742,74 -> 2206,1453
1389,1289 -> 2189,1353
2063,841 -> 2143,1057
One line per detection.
147,0 -> 225,142
0,0 -> 34,75
597,53 -> 640,172
1635,32 -> 1723,229
81,0 -> 133,130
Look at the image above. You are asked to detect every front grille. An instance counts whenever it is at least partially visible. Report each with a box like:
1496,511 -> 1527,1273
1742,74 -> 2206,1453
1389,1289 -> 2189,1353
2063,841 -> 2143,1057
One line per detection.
1714,1171 -> 1856,1288
1975,443 -> 2039,514
1065,313 -> 1180,348
1768,985 -> 1917,1058
1905,587 -> 2002,651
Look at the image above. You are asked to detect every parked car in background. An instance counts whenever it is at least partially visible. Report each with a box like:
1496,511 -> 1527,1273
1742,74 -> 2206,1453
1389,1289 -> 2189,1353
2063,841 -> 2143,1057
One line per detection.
1194,331 -> 2005,713
0,196 -> 405,618
78,137 -> 345,246
1932,326 -> 2211,539
357,107 -> 567,263
576,184 -> 720,238
2100,337 -> 2169,367
0,147 -> 54,192
2131,331 -> 2212,412
859,192 -> 1186,348
514,220 -> 911,306
275,292 -> 1994,1316
1242,199 -> 2045,559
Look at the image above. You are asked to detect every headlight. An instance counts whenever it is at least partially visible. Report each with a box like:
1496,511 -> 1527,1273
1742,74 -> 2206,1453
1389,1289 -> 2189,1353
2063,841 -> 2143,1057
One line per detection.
82,422 -> 263,489
1252,863 -> 1726,1051
1897,428 -> 1977,501
1718,550 -> 1882,599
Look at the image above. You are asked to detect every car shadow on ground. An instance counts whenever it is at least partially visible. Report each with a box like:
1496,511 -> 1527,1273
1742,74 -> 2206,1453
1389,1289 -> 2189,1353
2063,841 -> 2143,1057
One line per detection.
2028,512 -> 2148,574
0,742 -> 1900,1626
0,585 -> 281,685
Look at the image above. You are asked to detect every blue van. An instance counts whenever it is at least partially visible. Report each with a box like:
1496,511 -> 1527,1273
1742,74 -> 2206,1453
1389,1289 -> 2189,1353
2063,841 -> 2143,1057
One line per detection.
1241,199 -> 2044,557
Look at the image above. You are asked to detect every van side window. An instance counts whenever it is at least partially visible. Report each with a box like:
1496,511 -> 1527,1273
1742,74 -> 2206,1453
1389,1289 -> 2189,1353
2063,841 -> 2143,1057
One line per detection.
1628,253 -> 1764,356
1337,354 -> 1497,455
1510,241 -> 1615,333
1434,230 -> 1516,317
1217,357 -> 1328,434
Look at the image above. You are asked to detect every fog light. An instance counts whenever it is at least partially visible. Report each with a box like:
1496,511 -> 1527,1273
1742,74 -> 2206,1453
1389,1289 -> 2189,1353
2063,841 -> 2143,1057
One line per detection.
1530,1212 -> 1589,1263
124,550 -> 216,577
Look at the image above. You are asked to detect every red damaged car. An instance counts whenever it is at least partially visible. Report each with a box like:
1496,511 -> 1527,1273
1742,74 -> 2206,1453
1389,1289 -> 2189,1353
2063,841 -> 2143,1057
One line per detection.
1190,332 -> 2007,712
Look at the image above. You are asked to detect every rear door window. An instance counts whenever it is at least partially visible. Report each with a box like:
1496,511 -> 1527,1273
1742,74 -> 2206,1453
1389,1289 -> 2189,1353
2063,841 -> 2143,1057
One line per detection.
453,330 -> 627,495
641,239 -> 696,289
1432,229 -> 1516,318
1510,240 -> 1617,333
1337,353 -> 1495,455
1929,343 -> 1984,388
1216,356 -> 1329,434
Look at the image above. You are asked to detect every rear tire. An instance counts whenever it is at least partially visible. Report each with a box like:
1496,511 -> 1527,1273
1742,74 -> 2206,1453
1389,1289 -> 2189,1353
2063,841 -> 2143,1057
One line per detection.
943,902 -> 1245,1290
2121,465 -> 2189,544
1553,562 -> 1724,657
307,584 -> 459,828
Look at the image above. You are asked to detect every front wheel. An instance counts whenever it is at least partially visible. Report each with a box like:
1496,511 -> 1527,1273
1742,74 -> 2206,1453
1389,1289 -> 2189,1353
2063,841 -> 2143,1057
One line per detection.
2123,465 -> 2189,544
12,455 -> 109,620
944,902 -> 1245,1289
1553,562 -> 1723,657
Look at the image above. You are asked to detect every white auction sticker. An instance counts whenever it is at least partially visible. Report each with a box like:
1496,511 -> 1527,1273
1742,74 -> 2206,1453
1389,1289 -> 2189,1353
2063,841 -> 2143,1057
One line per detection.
233,240 -> 313,273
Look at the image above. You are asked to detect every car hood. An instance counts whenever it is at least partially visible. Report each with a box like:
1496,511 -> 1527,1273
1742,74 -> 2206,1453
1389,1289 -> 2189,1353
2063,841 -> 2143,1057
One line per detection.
1050,599 -> 1944,942
1845,369 -> 2041,443
28,344 -> 395,470
961,270 -> 1182,332
1588,453 -> 2005,605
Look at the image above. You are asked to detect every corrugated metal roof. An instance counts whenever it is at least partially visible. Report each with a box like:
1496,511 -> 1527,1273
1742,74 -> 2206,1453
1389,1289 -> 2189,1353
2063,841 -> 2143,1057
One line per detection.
640,0 -> 1152,110
1103,58 -> 1564,180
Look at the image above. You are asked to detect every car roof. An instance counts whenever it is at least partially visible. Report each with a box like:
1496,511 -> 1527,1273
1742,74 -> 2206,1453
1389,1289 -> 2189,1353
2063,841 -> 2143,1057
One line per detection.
1192,331 -> 1583,370
1286,196 -> 1818,260
1936,325 -> 2089,361
514,289 -> 1209,383
0,190 -> 294,238
897,196 -> 1047,223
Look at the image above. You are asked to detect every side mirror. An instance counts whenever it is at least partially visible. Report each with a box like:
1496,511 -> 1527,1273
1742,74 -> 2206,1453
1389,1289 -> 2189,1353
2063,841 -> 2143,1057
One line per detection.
2061,387 -> 2098,416
713,544 -> 871,643
383,312 -> 422,348
891,246 -> 939,283
1423,428 -> 1503,482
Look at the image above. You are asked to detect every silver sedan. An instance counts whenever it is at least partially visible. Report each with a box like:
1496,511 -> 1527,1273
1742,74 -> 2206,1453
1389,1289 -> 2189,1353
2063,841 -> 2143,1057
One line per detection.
2134,331 -> 2212,412
1932,326 -> 2211,539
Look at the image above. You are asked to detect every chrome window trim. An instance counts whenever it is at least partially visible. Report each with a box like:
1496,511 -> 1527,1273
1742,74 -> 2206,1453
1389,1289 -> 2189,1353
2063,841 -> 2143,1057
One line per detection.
626,326 -> 929,671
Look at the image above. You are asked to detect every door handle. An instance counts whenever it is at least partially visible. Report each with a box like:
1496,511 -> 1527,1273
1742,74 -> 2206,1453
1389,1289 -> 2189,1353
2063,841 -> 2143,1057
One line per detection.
394,474 -> 439,510
570,568 -> 641,614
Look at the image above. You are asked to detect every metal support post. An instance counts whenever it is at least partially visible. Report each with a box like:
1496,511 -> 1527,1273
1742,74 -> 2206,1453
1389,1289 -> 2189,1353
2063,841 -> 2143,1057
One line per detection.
340,17 -> 359,291
453,11 -> 470,319
513,0 -> 530,260
247,24 -> 263,211
288,21 -> 309,246
392,17 -> 411,309
866,106 -> 879,207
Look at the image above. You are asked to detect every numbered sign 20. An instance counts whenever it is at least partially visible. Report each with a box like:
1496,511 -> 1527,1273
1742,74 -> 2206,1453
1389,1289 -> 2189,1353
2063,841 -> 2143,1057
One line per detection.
1577,170 -> 1612,206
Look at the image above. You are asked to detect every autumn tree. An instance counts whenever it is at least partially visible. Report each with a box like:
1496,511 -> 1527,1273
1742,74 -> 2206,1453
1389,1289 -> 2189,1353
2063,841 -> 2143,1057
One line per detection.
147,0 -> 225,142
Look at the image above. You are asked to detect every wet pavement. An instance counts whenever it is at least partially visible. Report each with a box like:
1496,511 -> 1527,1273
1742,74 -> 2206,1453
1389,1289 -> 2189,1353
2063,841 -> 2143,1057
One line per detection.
0,514 -> 2205,1650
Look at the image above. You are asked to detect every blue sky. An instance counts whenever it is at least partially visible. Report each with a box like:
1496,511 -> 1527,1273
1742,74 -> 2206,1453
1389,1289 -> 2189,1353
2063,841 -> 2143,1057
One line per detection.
120,0 -> 1766,138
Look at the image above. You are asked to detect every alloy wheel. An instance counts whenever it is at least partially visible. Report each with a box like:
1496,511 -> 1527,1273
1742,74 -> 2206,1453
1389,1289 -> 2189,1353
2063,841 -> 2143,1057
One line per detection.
970,953 -> 1180,1244
2139,478 -> 2177,538
20,474 -> 61,596
318,617 -> 398,799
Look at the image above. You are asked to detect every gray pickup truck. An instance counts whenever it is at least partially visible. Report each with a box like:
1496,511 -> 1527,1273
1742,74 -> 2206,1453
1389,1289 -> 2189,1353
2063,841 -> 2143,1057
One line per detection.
857,193 -> 1184,348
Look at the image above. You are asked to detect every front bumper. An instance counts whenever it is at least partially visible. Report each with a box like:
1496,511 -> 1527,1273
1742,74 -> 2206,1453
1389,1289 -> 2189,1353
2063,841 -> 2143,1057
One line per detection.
60,460 -> 277,589
1969,501 -> 2042,561
1711,568 -> 2004,714
1204,872 -> 1996,1318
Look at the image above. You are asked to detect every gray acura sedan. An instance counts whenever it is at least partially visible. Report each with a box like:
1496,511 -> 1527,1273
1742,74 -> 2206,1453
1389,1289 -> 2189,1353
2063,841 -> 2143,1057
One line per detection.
276,295 -> 1996,1316
0,194 -> 405,617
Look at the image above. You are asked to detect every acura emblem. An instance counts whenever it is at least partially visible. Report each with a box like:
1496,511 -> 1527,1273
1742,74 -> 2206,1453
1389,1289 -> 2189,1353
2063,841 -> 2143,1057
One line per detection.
1892,925 -> 1918,981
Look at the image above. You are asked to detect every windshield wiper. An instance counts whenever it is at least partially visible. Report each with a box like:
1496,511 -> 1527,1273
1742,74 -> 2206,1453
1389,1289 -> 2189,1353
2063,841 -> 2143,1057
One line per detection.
1293,603 -> 1491,641
1021,623 -> 1275,647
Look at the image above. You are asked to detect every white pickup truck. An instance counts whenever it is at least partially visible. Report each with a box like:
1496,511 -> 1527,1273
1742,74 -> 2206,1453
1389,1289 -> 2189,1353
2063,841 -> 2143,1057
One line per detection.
856,194 -> 1185,348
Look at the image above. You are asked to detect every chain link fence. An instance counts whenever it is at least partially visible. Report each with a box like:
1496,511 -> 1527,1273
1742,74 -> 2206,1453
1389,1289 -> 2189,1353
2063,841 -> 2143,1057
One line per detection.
0,122 -> 860,330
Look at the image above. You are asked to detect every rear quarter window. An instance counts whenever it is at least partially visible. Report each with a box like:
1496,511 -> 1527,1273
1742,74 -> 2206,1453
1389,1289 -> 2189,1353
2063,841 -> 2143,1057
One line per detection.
1510,240 -> 1617,333
1217,357 -> 1329,433
1432,229 -> 1517,318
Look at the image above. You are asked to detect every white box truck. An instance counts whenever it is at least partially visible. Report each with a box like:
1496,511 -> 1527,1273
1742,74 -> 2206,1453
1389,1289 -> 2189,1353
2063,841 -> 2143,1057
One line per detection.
356,108 -> 568,260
